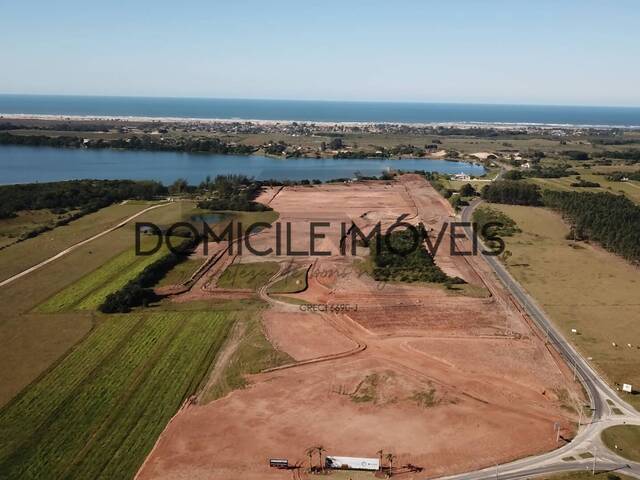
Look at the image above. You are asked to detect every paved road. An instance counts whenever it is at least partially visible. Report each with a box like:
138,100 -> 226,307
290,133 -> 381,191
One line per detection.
0,202 -> 170,288
440,199 -> 640,480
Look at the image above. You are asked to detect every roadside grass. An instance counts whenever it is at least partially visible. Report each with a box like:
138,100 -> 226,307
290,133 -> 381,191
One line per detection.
267,265 -> 308,294
601,425 -> 640,462
0,201 -> 196,407
217,261 -> 280,290
0,310 -> 233,480
0,202 -> 159,282
538,472 -> 634,480
491,204 -> 640,411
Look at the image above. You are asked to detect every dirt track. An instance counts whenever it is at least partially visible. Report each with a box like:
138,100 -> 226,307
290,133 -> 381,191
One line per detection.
137,177 -> 584,480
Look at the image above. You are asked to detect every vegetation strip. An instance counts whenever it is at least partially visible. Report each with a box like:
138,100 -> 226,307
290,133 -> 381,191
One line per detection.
0,311 -> 232,479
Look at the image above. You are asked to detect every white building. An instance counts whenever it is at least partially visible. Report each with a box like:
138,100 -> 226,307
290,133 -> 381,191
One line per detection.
451,172 -> 471,181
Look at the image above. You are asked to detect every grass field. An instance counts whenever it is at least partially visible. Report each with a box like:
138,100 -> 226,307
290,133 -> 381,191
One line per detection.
491,204 -> 640,410
199,304 -> 292,403
601,425 -> 640,462
0,209 -> 80,248
0,201 -> 197,407
0,202 -> 159,282
156,257 -> 204,287
267,265 -> 308,294
529,170 -> 640,204
0,310 -> 233,480
37,236 -> 174,312
217,261 -> 280,290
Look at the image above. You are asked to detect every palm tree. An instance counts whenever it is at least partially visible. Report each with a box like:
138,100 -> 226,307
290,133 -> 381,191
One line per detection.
385,453 -> 396,476
316,446 -> 327,471
376,449 -> 384,470
305,447 -> 315,471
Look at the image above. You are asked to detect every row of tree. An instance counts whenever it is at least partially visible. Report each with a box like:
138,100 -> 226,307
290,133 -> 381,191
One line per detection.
503,165 -> 577,180
99,236 -> 198,313
481,180 -> 543,206
0,179 -> 166,219
0,132 -> 255,155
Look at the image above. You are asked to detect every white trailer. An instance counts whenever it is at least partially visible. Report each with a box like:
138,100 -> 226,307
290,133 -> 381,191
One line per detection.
325,456 -> 380,471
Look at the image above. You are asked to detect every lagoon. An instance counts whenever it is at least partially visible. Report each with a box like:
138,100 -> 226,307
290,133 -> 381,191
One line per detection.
0,145 -> 485,185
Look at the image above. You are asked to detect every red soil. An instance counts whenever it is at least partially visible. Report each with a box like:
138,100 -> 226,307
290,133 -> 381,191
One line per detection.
138,176 -> 584,480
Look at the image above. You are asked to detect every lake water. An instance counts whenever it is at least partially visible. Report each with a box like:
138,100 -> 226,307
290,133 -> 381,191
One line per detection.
0,146 -> 485,185
190,213 -> 230,224
1,95 -> 639,126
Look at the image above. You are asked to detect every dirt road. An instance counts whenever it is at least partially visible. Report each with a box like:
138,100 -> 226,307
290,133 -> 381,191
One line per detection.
0,202 -> 170,287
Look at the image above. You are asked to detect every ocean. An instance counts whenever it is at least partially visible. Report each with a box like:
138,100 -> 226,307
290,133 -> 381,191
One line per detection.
1,94 -> 639,127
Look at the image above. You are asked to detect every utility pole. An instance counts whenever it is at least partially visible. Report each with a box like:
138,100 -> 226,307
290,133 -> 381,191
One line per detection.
495,463 -> 499,479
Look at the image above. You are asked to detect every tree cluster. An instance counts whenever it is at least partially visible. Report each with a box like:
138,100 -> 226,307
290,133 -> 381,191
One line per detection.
370,228 -> 464,284
197,175 -> 272,212
481,180 -> 543,206
542,190 -> 640,263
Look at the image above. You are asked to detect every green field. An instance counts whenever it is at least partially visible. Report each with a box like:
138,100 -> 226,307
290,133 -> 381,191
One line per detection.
156,257 -> 204,287
0,201 -> 197,406
491,204 -> 640,410
0,202 -> 160,282
267,265 -> 308,294
217,261 -> 280,290
37,236 -> 173,312
601,425 -> 640,462
0,310 -> 233,479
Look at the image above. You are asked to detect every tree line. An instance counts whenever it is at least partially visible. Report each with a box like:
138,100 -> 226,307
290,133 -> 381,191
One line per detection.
542,190 -> 640,263
0,132 -> 255,155
481,180 -> 543,206
503,165 -> 577,180
99,236 -> 198,313
481,180 -> 640,262
0,179 -> 166,219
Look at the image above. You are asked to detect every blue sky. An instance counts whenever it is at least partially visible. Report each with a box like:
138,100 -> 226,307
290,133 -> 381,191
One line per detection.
1,0 -> 639,106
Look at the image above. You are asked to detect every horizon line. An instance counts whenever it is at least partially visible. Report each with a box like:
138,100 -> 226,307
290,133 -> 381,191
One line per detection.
1,92 -> 640,110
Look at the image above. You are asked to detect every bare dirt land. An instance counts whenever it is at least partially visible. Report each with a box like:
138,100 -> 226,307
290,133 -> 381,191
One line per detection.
138,176 -> 584,479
